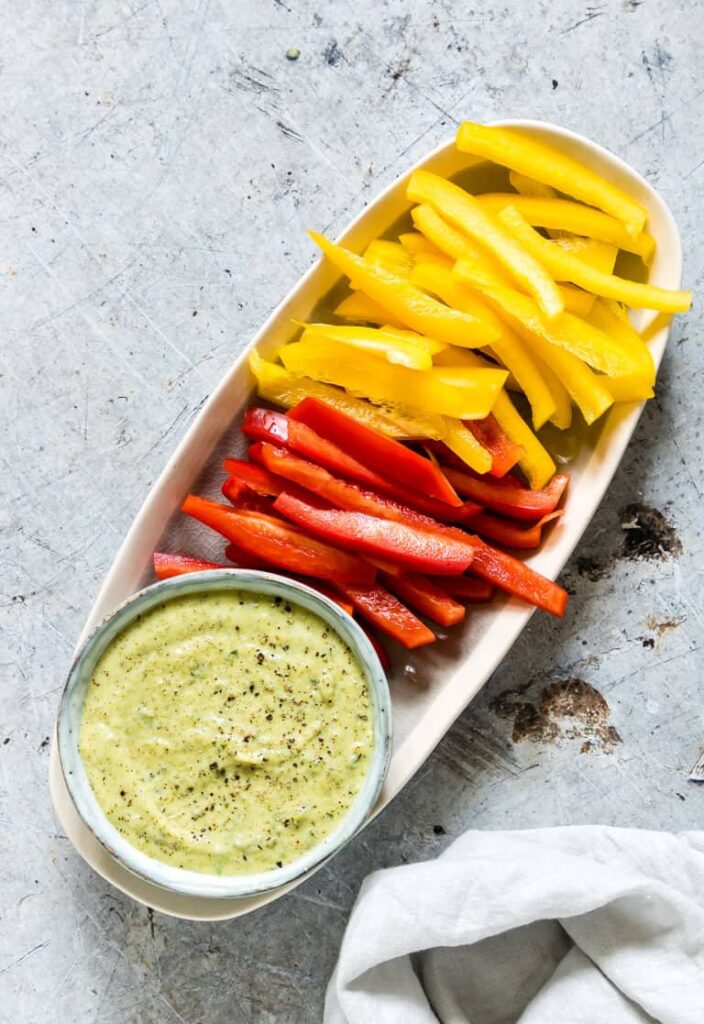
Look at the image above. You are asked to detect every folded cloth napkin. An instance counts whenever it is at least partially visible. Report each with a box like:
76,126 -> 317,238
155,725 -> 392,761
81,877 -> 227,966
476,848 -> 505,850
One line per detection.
324,827 -> 704,1024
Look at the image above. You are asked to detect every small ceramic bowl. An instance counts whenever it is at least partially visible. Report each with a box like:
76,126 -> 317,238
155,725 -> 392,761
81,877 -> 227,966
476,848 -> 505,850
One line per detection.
57,569 -> 392,900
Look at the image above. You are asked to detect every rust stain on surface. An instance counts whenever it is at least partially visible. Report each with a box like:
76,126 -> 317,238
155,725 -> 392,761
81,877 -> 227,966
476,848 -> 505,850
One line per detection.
490,678 -> 621,752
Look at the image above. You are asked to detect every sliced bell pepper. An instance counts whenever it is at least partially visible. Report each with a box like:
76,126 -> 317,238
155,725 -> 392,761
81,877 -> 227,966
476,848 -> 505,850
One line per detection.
274,493 -> 476,576
249,350 -> 444,441
243,410 -> 479,521
221,462 -> 325,509
442,466 -> 569,521
279,339 -> 508,420
552,236 -> 617,274
413,262 -> 560,431
221,476 -> 277,515
309,230 -> 500,346
242,407 -> 393,493
477,195 -> 655,262
249,442 -> 481,533
332,291 -> 405,329
456,122 -> 647,236
336,581 -> 435,649
490,391 -> 556,491
363,239 -> 415,277
453,271 -> 644,378
465,414 -> 524,477
452,274 -> 615,424
509,169 -> 557,198
440,417 -> 493,475
469,539 -> 568,617
407,170 -> 564,320
586,299 -> 655,383
153,552 -> 228,579
380,571 -> 465,627
430,345 -> 557,490
181,495 -> 375,586
221,543 -> 355,615
438,576 -> 495,602
398,231 -> 445,257
498,207 -> 691,312
468,509 -> 563,549
411,202 -> 494,265
298,323 -> 445,371
288,397 -> 461,505
602,375 -> 655,402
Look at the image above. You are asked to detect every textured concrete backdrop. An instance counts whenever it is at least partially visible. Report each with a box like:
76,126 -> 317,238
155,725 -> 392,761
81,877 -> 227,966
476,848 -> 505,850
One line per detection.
2,1 -> 703,1021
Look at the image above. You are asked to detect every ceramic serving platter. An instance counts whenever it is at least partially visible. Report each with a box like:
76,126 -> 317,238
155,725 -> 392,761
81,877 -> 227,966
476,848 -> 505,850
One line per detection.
49,119 -> 682,920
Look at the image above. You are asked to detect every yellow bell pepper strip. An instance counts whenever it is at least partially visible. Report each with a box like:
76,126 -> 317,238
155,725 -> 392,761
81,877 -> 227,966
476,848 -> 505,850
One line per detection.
552,235 -> 618,274
601,375 -> 655,402
298,324 -> 445,371
363,239 -> 415,277
411,203 -> 493,264
585,299 -> 656,384
413,261 -> 560,430
279,339 -> 508,420
441,417 -> 493,475
309,230 -> 500,346
333,291 -> 405,329
509,169 -> 557,198
398,231 -> 445,257
451,271 -> 614,423
407,170 -> 565,320
526,351 -> 573,430
426,343 -> 556,487
558,285 -> 596,318
456,121 -> 648,236
249,351 -> 444,439
477,195 -> 656,262
493,390 -> 556,489
453,269 -> 640,383
497,207 -> 692,313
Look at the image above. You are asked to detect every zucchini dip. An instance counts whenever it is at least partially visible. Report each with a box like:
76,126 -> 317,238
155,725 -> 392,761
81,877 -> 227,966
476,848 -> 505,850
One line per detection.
79,589 -> 374,875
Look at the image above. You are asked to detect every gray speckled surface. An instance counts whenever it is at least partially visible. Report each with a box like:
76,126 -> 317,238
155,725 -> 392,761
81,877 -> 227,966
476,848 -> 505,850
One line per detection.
2,1 -> 704,1020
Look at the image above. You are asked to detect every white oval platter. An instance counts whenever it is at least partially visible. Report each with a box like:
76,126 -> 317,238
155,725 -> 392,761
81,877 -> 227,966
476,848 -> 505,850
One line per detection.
49,120 -> 682,920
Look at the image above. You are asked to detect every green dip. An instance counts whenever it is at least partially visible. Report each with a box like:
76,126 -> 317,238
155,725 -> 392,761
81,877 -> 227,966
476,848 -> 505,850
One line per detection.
79,590 -> 373,875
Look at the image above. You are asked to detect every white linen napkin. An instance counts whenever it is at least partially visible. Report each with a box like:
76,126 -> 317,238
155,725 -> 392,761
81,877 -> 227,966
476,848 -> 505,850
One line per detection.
324,827 -> 704,1024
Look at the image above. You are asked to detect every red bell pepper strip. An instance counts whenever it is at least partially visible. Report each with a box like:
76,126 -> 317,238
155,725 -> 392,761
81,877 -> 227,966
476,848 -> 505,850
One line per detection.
358,623 -> 391,671
381,572 -> 465,627
469,510 -> 564,549
466,414 -> 525,478
153,552 -> 228,579
288,397 -> 462,506
335,581 -> 436,649
182,495 -> 375,586
222,543 -> 355,615
249,442 -> 478,534
221,476 -> 276,515
242,408 -> 479,523
469,540 -> 568,617
222,458 -> 327,508
444,467 -> 569,521
438,576 -> 495,602
274,492 -> 476,576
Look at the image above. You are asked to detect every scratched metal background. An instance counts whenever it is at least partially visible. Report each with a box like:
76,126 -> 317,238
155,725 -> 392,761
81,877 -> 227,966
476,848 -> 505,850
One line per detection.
2,1 -> 703,1020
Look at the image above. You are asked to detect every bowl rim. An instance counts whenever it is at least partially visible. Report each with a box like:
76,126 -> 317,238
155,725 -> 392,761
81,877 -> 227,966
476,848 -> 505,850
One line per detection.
57,568 -> 392,899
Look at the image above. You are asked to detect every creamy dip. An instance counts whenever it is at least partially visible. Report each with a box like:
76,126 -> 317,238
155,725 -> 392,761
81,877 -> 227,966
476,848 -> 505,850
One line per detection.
79,590 -> 374,875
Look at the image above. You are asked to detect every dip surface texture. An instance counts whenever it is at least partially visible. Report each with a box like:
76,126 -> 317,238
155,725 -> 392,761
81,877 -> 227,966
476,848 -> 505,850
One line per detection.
79,589 -> 373,875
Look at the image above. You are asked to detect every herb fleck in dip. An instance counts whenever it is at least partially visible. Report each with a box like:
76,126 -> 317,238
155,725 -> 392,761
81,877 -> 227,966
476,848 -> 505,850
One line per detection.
79,590 -> 373,875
